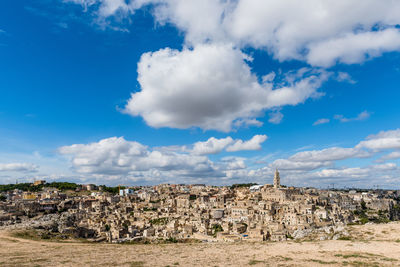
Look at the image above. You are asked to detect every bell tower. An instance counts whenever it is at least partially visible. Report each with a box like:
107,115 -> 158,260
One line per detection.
273,169 -> 280,189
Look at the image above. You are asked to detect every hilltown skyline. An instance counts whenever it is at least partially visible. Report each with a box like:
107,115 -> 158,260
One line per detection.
2,170 -> 400,244
3,170 -> 397,190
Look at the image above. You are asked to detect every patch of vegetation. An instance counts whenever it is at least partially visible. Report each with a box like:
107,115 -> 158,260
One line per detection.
308,259 -> 338,264
212,224 -> 224,237
129,261 -> 145,267
381,257 -> 397,262
166,237 -> 178,243
143,207 -> 157,212
248,259 -> 264,265
353,208 -> 391,224
150,218 -> 168,225
338,236 -> 352,241
31,258 -> 49,263
359,217 -> 369,224
12,230 -> 40,240
0,195 -> 6,201
335,253 -> 369,259
345,260 -> 379,267
286,233 -> 294,240
276,256 -> 292,261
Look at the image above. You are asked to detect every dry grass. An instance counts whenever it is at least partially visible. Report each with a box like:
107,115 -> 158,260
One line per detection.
1,222 -> 400,266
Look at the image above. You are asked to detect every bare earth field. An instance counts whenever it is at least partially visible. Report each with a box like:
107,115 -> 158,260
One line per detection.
1,223 -> 400,267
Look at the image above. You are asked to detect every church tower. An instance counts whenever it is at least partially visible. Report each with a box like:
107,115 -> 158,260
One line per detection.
273,169 -> 280,188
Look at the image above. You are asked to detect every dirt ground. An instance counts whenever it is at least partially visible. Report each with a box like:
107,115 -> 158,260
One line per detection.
1,222 -> 400,266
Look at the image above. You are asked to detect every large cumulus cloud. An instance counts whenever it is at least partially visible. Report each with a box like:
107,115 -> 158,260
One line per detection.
124,44 -> 329,131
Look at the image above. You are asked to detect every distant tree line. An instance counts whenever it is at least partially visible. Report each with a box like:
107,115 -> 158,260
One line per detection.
0,182 -> 78,192
0,182 -> 133,195
100,185 -> 122,194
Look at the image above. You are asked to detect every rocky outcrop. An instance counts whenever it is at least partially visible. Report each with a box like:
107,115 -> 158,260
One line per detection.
292,224 -> 349,240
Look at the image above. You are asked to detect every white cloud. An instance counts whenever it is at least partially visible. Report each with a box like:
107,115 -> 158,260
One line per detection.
334,110 -> 371,123
0,163 -> 38,172
268,109 -> 283,124
313,167 -> 370,179
370,162 -> 397,171
191,137 -> 234,155
378,151 -> 400,162
270,159 -> 331,171
124,44 -> 329,131
307,28 -> 400,67
226,134 -> 267,152
356,129 -> 400,151
313,118 -> 330,126
150,0 -> 229,45
336,72 -> 356,84
311,163 -> 398,179
233,118 -> 263,128
192,135 -> 268,155
268,146 -> 372,172
288,147 -> 370,162
221,157 -> 247,170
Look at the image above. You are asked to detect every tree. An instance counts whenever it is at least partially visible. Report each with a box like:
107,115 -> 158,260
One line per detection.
361,200 -> 367,210
212,224 -> 224,237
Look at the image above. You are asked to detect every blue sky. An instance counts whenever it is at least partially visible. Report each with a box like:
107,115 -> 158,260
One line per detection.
1,0 -> 400,188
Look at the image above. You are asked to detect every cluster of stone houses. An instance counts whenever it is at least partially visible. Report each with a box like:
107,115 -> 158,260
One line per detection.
1,170 -> 399,242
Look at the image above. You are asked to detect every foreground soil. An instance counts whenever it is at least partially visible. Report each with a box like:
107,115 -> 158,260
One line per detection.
1,223 -> 400,266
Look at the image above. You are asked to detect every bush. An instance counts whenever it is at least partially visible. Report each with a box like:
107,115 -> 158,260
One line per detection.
212,224 -> 223,233
166,237 -> 178,243
143,207 -> 157,212
359,217 -> 369,224
150,218 -> 168,225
